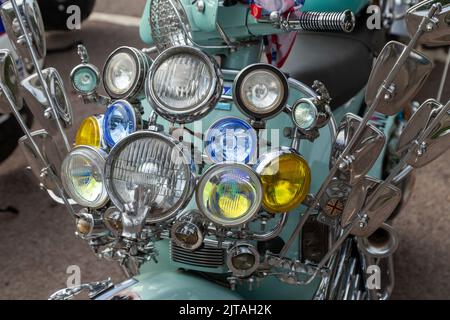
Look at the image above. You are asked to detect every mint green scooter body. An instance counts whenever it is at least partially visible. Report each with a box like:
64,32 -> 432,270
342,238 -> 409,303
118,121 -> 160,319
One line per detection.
119,0 -> 392,300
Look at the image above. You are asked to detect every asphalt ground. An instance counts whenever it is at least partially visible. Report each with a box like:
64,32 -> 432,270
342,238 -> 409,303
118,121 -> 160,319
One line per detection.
0,0 -> 449,299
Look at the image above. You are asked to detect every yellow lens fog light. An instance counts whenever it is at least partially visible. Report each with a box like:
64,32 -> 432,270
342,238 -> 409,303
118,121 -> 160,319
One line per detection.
255,149 -> 311,213
75,115 -> 103,148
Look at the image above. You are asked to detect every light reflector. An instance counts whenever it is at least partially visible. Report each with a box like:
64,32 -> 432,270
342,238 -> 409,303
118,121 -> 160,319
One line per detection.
103,100 -> 139,148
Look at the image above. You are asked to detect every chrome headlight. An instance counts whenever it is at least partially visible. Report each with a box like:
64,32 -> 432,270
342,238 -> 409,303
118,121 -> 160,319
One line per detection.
196,163 -> 262,228
103,46 -> 150,100
0,0 -> 46,71
149,0 -> 191,52
0,49 -> 22,113
146,46 -> 223,124
205,117 -> 257,164
103,100 -> 141,148
70,63 -> 100,95
292,98 -> 318,131
227,243 -> 260,278
233,63 -> 288,120
104,131 -> 195,223
171,210 -> 205,251
61,146 -> 108,209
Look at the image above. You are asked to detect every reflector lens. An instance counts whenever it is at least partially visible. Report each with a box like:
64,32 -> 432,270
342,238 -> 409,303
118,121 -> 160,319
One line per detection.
103,100 -> 137,147
205,117 -> 257,164
293,99 -> 318,130
104,52 -> 137,95
256,151 -> 311,213
197,164 -> 262,227
75,116 -> 102,148
72,65 -> 98,94
61,146 -> 108,208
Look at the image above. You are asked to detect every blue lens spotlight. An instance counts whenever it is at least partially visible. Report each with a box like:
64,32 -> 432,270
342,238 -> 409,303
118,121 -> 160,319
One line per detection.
205,117 -> 257,164
103,100 -> 139,147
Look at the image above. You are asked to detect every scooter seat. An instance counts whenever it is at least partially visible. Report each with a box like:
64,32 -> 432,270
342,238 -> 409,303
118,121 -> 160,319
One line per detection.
283,26 -> 385,109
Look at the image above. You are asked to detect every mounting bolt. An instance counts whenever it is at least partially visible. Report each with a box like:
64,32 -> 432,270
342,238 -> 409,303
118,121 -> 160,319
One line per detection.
44,108 -> 53,119
359,214 -> 369,229
426,22 -> 434,32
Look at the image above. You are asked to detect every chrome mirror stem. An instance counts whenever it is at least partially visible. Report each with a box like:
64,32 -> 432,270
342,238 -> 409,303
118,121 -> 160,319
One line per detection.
10,0 -> 71,152
0,82 -> 77,219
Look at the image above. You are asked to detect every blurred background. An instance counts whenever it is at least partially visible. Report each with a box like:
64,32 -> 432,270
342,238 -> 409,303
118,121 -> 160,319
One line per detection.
0,0 -> 448,299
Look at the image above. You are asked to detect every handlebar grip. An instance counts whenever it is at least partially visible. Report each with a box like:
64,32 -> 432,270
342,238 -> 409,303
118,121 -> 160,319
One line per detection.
289,10 -> 356,33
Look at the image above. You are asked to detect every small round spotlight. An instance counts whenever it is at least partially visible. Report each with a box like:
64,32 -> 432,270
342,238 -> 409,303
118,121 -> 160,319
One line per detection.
292,98 -> 318,130
171,211 -> 205,250
227,243 -> 260,278
103,100 -> 141,148
75,115 -> 104,148
233,63 -> 288,120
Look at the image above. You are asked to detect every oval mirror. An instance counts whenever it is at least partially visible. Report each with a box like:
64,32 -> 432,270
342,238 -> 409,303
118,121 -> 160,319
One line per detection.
330,113 -> 386,186
0,49 -> 22,113
0,0 -> 46,72
365,41 -> 433,116
408,101 -> 450,168
406,0 -> 450,47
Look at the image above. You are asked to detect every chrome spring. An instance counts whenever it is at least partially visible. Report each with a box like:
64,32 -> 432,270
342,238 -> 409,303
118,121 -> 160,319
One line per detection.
293,10 -> 356,33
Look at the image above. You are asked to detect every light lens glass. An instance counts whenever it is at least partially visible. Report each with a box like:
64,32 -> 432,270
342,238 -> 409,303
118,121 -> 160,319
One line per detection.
104,52 -> 137,95
197,165 -> 262,227
105,132 -> 193,222
103,101 -> 137,147
257,152 -> 311,213
61,147 -> 108,208
293,100 -> 317,130
75,116 -> 103,148
152,52 -> 212,112
241,69 -> 284,115
72,66 -> 98,94
205,117 -> 257,164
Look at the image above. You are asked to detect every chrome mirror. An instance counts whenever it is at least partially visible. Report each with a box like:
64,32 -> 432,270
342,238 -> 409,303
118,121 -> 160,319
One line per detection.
342,177 -> 402,237
366,41 -> 434,116
406,0 -> 450,46
0,0 -> 46,72
18,129 -> 64,191
21,67 -> 73,136
0,49 -> 22,113
330,114 -> 386,186
407,101 -> 450,168
397,99 -> 442,153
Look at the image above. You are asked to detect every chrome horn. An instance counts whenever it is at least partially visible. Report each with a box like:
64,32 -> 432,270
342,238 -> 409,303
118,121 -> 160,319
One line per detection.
357,223 -> 399,259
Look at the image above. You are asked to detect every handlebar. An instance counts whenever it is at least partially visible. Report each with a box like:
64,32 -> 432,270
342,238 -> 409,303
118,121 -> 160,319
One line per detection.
259,10 -> 356,33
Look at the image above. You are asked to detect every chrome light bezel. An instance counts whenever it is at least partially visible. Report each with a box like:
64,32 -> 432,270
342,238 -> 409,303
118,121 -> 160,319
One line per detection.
171,210 -> 205,251
61,145 -> 109,209
195,163 -> 263,228
233,63 -> 289,121
104,130 -> 195,224
0,0 -> 46,71
146,45 -> 223,124
227,242 -> 260,278
70,63 -> 100,96
291,98 -> 319,131
0,49 -> 22,113
102,46 -> 150,100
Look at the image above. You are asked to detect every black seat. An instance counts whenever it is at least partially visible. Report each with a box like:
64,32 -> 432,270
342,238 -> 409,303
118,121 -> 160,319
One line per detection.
282,25 -> 385,109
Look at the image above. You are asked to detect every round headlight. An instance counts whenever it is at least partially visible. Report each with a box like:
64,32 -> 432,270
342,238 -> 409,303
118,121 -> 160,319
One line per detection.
75,115 -> 104,149
171,210 -> 204,251
205,117 -> 257,164
103,100 -> 140,148
103,46 -> 150,100
70,64 -> 100,95
196,163 -> 262,227
104,131 -> 195,223
0,50 -> 22,113
292,98 -> 318,130
233,63 -> 288,120
255,148 -> 311,213
146,46 -> 223,124
227,243 -> 260,278
61,146 -> 108,208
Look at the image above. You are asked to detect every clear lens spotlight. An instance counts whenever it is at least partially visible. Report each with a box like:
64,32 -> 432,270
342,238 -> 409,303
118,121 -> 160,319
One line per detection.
292,98 -> 318,130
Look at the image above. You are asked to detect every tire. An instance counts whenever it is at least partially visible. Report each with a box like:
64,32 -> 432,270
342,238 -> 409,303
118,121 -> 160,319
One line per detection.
0,106 -> 33,164
37,0 -> 97,31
